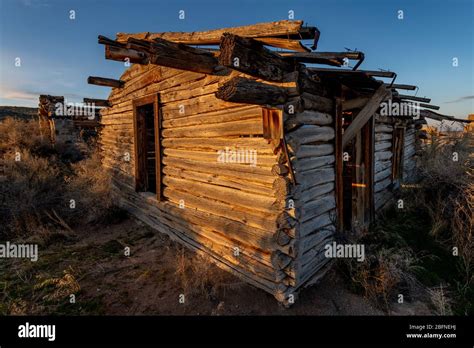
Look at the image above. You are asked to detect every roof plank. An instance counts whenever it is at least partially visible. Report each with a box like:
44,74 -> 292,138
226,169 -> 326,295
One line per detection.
116,20 -> 319,52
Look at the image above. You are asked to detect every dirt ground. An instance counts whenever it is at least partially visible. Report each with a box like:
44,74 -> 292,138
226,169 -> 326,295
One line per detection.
1,217 -> 432,316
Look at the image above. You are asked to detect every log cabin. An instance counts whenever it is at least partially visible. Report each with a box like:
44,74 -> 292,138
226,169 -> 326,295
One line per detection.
89,20 -> 446,304
38,95 -> 102,145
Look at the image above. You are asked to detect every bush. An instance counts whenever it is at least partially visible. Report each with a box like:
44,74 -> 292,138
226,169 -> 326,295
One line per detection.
340,131 -> 473,314
0,117 -> 120,239
414,132 -> 473,314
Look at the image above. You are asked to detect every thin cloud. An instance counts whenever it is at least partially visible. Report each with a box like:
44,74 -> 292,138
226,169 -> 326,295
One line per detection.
444,95 -> 474,104
2,90 -> 39,101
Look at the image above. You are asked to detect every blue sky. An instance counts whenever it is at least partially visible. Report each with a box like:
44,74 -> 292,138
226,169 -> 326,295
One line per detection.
0,0 -> 472,118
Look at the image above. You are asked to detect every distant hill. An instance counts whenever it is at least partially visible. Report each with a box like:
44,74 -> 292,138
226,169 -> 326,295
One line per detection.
0,106 -> 38,121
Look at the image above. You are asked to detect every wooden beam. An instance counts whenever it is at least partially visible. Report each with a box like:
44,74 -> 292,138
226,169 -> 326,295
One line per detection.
98,35 -> 125,48
282,55 -> 342,67
87,76 -> 124,88
116,20 -> 319,52
100,35 -> 219,74
365,70 -> 396,78
125,37 -> 219,74
215,77 -> 289,105
342,97 -> 370,111
420,110 -> 471,123
308,68 -> 395,78
280,51 -> 364,66
104,45 -> 148,64
419,103 -> 439,110
398,94 -> 431,103
342,85 -> 390,148
219,33 -> 297,81
83,98 -> 110,107
383,83 -> 417,90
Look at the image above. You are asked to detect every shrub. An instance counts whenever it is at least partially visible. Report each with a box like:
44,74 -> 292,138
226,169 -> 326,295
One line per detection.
0,116 -> 119,239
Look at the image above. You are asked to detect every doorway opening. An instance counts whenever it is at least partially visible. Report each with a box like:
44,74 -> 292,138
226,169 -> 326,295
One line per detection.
340,112 -> 374,232
133,95 -> 161,199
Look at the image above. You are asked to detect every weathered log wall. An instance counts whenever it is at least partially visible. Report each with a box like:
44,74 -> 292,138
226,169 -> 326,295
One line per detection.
99,64 -> 302,301
278,88 -> 336,292
373,114 -> 394,211
99,62 -> 340,303
402,123 -> 417,182
98,62 -> 421,303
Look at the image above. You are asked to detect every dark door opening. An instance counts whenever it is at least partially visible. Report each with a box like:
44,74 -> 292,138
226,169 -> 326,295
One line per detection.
391,126 -> 405,189
133,95 -> 161,199
340,112 -> 374,232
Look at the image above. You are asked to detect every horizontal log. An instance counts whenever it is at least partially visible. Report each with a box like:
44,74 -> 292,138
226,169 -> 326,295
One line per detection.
375,124 -> 393,133
375,150 -> 392,161
299,211 -> 335,237
285,110 -> 333,130
280,51 -> 363,66
398,94 -> 431,103
120,193 -> 278,277
83,98 -> 110,107
163,148 -> 275,167
87,76 -> 124,88
294,167 -> 335,194
289,143 -> 334,159
374,177 -> 392,193
286,125 -> 335,150
285,93 -> 333,114
109,69 -> 203,104
162,166 -> 274,196
125,37 -> 219,74
162,137 -> 273,153
297,182 -> 335,204
161,93 -> 241,120
375,133 -> 393,142
298,194 -> 336,222
308,67 -> 396,78
384,83 -> 417,90
162,157 -> 274,185
105,45 -> 148,64
374,167 -> 392,182
375,141 -> 392,151
298,228 -> 334,255
123,202 -> 280,293
116,20 -> 318,51
216,77 -> 289,105
163,186 -> 277,232
162,118 -> 261,138
293,155 -> 335,173
159,82 -> 219,104
162,105 -> 260,128
375,160 -> 391,173
418,103 -> 439,110
163,176 -> 279,215
219,34 -> 297,82
342,97 -> 370,111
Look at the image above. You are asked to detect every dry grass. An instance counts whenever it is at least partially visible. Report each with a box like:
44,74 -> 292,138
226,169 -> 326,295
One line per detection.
414,132 -> 473,298
341,131 -> 473,314
175,247 -> 218,296
342,236 -> 424,312
428,284 -> 453,316
34,266 -> 81,302
174,246 -> 245,299
0,116 -> 120,240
